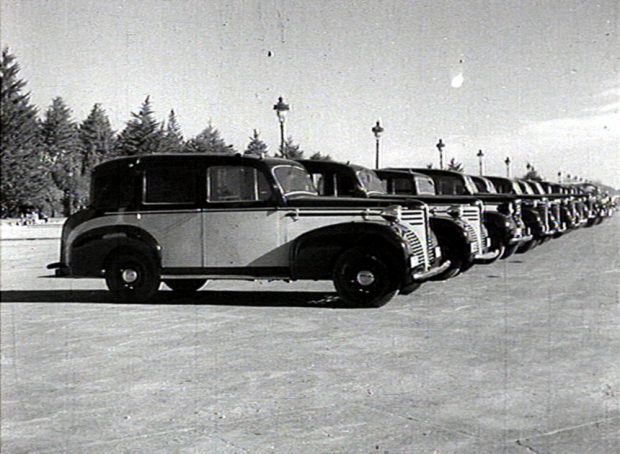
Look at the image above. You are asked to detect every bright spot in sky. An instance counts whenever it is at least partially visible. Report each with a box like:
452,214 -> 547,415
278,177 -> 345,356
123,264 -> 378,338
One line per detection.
451,73 -> 464,88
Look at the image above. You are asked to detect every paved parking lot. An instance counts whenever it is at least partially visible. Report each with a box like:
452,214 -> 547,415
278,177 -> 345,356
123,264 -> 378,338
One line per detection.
1,217 -> 619,453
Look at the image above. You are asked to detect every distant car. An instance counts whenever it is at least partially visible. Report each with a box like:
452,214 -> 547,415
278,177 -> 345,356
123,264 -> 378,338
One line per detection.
383,168 -> 532,259
48,154 -> 448,307
296,159 -> 497,280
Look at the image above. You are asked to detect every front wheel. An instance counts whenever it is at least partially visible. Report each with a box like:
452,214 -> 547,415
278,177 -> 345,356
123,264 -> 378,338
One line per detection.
165,279 -> 207,294
333,248 -> 398,308
105,252 -> 160,302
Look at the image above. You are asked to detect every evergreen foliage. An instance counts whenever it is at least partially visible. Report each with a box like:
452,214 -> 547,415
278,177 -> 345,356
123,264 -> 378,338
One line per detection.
79,103 -> 115,173
115,96 -> 163,155
244,129 -> 268,157
280,136 -> 304,159
0,49 -> 47,215
523,165 -> 542,181
446,157 -> 464,173
158,109 -> 184,153
309,151 -> 332,161
185,122 -> 234,154
41,97 -> 84,215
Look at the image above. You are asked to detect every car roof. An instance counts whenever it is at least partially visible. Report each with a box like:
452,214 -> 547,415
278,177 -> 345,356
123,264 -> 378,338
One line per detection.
94,153 -> 302,172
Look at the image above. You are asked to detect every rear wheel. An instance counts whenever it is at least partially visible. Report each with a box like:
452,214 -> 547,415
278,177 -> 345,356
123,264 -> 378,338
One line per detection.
165,279 -> 207,294
333,248 -> 398,308
105,252 -> 160,302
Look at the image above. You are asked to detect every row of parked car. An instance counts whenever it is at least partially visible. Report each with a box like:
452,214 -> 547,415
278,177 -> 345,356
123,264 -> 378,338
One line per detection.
48,153 -> 616,307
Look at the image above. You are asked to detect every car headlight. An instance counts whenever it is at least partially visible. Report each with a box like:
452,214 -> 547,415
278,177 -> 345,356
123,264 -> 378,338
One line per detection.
380,205 -> 402,223
447,205 -> 463,219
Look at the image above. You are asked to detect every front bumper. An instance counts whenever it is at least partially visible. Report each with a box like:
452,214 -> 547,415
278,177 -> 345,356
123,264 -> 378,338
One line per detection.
474,249 -> 501,263
47,262 -> 70,277
412,260 -> 451,281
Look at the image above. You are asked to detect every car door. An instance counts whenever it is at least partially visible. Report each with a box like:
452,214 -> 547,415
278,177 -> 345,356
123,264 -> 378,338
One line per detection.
202,164 -> 285,270
138,162 -> 203,268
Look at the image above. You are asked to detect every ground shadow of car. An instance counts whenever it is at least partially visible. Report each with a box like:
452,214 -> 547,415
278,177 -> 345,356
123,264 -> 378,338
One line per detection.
0,290 -> 360,309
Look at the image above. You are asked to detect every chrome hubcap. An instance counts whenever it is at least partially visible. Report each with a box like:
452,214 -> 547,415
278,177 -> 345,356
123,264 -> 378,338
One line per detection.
121,268 -> 139,284
356,270 -> 375,286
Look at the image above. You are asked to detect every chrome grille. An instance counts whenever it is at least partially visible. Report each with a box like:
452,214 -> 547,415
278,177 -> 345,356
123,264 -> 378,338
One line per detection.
402,229 -> 426,268
461,206 -> 483,253
427,231 -> 437,263
401,208 -> 427,268
463,223 -> 480,254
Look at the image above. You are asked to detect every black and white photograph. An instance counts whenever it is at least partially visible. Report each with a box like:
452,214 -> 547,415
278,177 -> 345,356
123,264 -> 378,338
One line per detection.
1,0 -> 618,452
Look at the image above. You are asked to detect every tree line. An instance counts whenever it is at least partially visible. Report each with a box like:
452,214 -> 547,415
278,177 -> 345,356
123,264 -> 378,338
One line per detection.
1,49 -> 330,217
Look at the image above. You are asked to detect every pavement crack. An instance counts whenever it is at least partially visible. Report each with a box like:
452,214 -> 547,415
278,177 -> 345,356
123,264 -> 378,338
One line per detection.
516,439 -> 540,454
359,403 -> 476,439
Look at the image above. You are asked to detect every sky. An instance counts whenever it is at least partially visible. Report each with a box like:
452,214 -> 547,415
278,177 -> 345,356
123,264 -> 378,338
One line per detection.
2,0 -> 619,186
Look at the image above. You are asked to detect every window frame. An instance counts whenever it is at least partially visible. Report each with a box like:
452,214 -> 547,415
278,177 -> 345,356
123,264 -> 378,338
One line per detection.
205,164 -> 275,206
142,164 -> 201,206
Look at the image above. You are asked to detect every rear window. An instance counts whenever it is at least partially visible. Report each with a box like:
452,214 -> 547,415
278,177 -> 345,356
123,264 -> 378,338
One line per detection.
144,165 -> 199,204
91,164 -> 137,210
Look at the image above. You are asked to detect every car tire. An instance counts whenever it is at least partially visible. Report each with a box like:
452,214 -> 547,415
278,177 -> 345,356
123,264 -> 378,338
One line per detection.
333,247 -> 398,308
105,252 -> 160,302
500,243 -> 519,259
164,279 -> 207,293
399,282 -> 421,296
430,237 -> 463,280
516,238 -> 537,254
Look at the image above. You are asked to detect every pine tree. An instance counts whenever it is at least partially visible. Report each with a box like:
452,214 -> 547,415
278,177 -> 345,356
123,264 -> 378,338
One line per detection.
41,97 -> 83,215
115,96 -> 163,155
158,109 -> 184,153
281,136 -> 303,159
523,164 -> 542,181
309,151 -> 332,161
447,157 -> 464,172
185,122 -> 234,154
244,129 -> 268,157
0,48 -> 47,215
79,103 -> 115,173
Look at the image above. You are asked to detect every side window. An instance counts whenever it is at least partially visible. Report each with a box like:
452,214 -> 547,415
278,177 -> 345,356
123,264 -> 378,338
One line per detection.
311,172 -> 334,196
335,173 -> 356,196
144,165 -> 199,204
207,166 -> 272,203
436,177 -> 465,195
394,178 -> 414,194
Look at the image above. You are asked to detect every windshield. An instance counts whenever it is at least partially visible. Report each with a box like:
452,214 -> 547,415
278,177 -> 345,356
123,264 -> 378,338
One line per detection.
529,181 -> 545,195
415,176 -> 436,195
519,181 -> 534,194
482,178 -> 497,193
356,169 -> 386,194
472,177 -> 488,194
511,182 -> 523,194
273,165 -> 318,196
463,175 -> 479,195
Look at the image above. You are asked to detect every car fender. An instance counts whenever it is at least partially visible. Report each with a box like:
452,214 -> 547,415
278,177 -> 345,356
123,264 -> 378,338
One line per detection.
69,226 -> 162,277
483,211 -> 515,245
290,221 -> 410,283
429,216 -> 472,263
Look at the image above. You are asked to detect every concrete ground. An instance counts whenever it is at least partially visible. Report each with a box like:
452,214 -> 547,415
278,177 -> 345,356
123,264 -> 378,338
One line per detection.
1,216 -> 619,453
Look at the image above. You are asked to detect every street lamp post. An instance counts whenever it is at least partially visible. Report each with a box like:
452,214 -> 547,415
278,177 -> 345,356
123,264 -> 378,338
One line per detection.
273,96 -> 289,157
436,139 -> 445,169
371,120 -> 384,169
504,156 -> 511,178
476,149 -> 484,175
